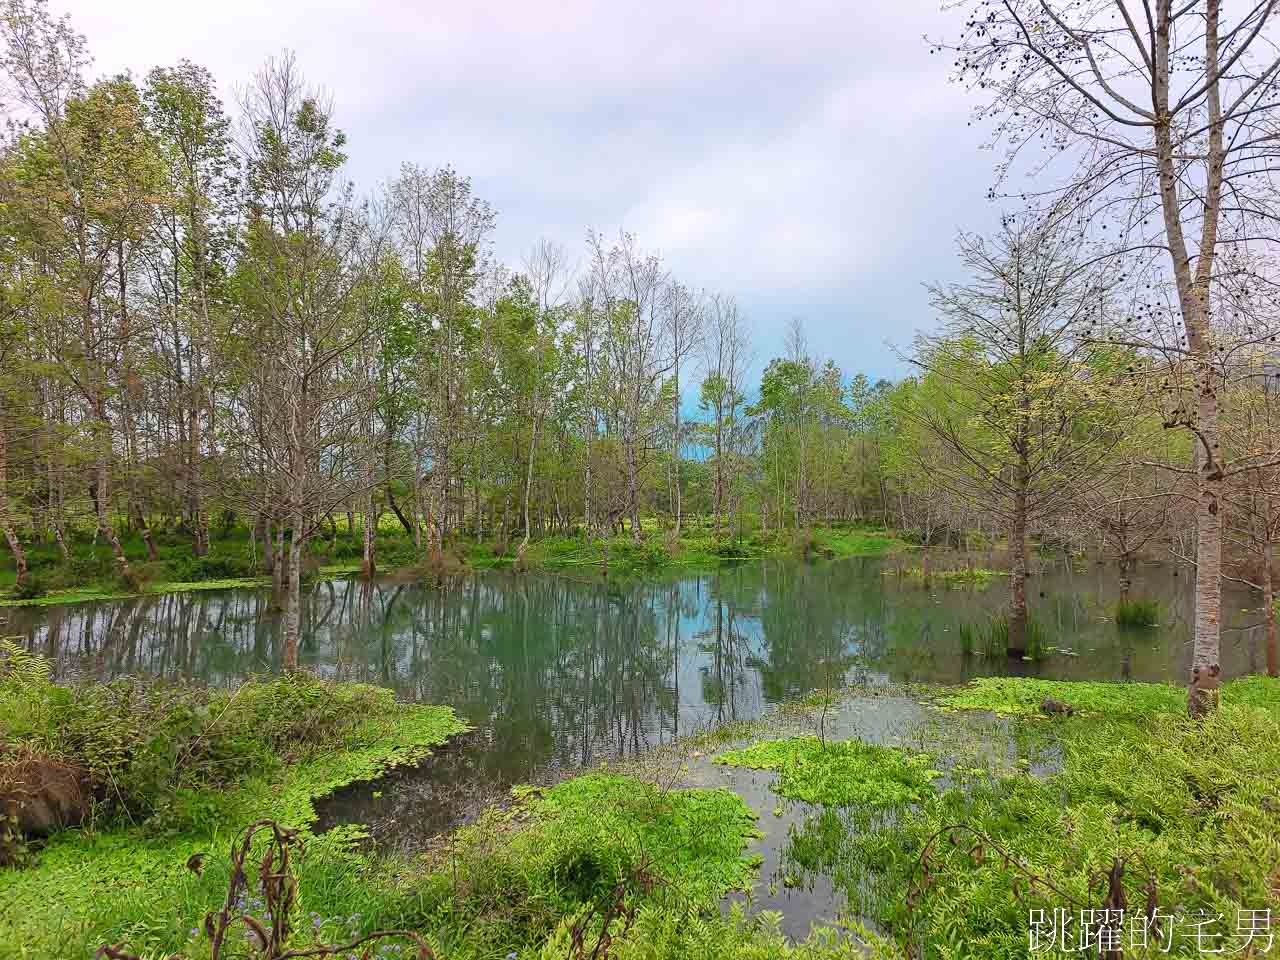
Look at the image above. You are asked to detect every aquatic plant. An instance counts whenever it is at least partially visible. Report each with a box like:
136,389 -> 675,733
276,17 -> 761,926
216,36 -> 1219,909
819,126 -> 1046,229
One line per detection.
955,614 -> 1046,660
893,566 -> 1000,587
819,676 -> 1280,958
1114,597 -> 1160,627
716,736 -> 940,808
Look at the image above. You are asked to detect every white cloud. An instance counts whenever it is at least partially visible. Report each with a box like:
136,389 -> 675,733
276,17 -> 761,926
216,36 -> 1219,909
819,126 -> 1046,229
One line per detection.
61,0 -> 1001,377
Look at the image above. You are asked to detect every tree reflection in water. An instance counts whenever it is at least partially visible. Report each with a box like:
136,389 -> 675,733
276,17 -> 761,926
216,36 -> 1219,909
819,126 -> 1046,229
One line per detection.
2,556 -> 1265,788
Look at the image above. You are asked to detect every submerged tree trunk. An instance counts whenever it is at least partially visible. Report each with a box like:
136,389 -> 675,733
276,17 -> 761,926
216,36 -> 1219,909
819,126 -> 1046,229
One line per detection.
1007,485 -> 1028,657
283,506 -> 304,671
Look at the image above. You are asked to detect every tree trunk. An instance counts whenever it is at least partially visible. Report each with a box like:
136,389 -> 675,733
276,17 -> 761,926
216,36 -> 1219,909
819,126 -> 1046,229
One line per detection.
0,404 -> 27,588
521,402 -> 543,559
1189,382 -> 1223,718
1263,534 -> 1278,678
362,492 -> 376,579
272,521 -> 285,603
283,507 -> 304,671
1007,486 -> 1028,657
1118,554 -> 1133,603
133,503 -> 159,561
626,431 -> 641,544
94,433 -> 130,577
189,405 -> 206,556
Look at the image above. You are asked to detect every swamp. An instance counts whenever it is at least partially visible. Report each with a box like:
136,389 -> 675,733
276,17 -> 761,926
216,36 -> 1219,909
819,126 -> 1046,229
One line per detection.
2,0 -> 1280,956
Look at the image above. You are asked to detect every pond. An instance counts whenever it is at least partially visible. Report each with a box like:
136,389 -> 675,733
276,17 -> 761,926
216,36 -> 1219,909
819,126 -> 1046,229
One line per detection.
2,556 -> 1270,778
3,553 -> 1271,937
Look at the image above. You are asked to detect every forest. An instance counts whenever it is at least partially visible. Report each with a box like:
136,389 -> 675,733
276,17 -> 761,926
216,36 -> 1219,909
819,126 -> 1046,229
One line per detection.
3,0 -> 1280,958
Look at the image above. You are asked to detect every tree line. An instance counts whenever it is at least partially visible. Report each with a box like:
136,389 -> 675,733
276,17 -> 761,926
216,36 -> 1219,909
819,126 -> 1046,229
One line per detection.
2,0 -> 1280,702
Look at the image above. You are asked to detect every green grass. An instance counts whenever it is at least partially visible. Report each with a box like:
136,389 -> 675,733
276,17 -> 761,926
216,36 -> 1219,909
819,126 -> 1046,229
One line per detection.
2,521 -> 909,604
716,736 -> 941,808
1,691 -> 465,958
464,523 -> 907,576
0,644 -> 881,959
955,613 -> 1046,660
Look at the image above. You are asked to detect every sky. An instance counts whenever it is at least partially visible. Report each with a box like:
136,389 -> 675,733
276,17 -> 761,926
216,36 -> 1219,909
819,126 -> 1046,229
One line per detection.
60,0 -> 1004,383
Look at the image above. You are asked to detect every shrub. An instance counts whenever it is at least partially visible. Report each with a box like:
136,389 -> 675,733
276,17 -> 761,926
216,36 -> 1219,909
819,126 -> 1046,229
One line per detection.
1115,597 -> 1160,627
0,641 -> 395,829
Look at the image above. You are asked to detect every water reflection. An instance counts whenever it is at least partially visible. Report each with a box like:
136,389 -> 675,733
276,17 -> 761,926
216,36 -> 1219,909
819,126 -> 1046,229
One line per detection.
2,557 -> 1270,785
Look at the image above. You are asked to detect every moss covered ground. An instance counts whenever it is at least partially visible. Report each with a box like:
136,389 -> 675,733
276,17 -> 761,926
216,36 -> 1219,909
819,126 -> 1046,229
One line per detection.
10,640 -> 1269,959
0,645 -> 883,959
0,663 -> 463,957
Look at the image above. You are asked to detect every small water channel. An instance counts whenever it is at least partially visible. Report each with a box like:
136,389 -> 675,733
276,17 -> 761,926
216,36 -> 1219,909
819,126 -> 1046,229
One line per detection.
2,554 -> 1271,938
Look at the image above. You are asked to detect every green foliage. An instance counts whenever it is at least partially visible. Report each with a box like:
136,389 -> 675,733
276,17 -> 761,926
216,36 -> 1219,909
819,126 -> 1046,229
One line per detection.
1,673 -> 464,959
1115,597 -> 1160,627
818,677 -> 1280,958
0,644 -> 438,830
941,674 -> 1278,719
716,736 -> 940,808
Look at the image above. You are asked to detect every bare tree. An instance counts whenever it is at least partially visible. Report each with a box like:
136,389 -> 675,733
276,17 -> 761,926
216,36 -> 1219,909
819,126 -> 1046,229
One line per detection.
945,0 -> 1280,712
226,52 -> 374,669
663,280 -> 702,538
902,216 -> 1128,655
701,294 -> 752,537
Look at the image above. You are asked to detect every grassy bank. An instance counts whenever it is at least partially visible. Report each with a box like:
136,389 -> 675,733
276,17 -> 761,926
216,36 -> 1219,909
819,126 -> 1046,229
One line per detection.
472,523 -> 905,575
0,645 -> 467,958
1,645 -> 883,960
0,520 -> 908,606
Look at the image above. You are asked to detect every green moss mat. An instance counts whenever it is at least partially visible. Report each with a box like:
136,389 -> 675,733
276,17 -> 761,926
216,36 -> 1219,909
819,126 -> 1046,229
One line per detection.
716,736 -> 941,808
938,675 -> 1280,718
787,675 -> 1280,959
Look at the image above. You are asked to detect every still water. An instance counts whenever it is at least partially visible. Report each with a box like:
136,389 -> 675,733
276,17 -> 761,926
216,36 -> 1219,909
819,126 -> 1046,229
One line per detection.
2,555 -> 1270,786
